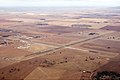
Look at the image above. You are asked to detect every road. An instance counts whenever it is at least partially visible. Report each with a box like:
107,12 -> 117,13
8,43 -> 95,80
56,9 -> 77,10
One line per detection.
25,32 -> 113,57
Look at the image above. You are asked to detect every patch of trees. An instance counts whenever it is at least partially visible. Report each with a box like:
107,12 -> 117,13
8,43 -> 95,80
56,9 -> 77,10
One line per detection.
88,33 -> 99,35
107,47 -> 111,49
108,36 -> 120,40
1,76 -> 5,80
8,67 -> 20,73
71,24 -> 91,28
36,23 -> 48,26
39,18 -> 46,20
39,60 -> 56,67
92,71 -> 120,80
89,50 -> 98,53
85,56 -> 95,61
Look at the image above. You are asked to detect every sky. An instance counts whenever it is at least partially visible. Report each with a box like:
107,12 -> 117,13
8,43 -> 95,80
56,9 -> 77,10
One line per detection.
0,0 -> 120,7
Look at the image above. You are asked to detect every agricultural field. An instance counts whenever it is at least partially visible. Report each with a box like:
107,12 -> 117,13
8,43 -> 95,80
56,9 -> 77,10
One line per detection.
0,7 -> 120,80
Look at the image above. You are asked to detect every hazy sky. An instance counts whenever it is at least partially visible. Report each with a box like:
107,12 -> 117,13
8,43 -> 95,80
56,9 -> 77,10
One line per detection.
0,0 -> 120,7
